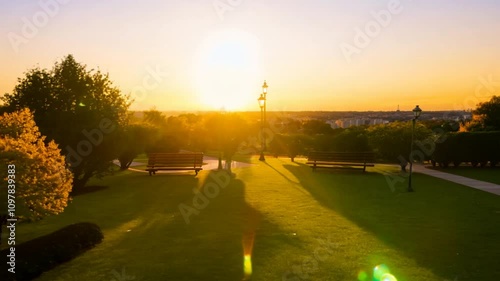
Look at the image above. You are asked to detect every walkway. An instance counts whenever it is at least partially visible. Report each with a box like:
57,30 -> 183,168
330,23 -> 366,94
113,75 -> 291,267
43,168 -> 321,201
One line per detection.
413,164 -> 500,196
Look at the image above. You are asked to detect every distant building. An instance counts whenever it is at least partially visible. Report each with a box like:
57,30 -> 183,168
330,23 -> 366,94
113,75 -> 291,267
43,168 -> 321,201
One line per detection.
329,118 -> 388,128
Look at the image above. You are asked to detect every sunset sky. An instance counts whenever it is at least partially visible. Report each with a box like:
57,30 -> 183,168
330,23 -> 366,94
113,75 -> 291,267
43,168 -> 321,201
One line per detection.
1,0 -> 499,112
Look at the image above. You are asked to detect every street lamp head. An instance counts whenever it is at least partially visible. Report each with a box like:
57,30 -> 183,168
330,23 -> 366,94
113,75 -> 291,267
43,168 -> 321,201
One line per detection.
258,94 -> 266,109
413,105 -> 422,119
262,80 -> 268,95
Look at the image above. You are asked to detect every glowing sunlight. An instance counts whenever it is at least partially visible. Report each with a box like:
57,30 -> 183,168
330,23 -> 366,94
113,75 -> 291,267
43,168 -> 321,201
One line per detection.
193,29 -> 261,110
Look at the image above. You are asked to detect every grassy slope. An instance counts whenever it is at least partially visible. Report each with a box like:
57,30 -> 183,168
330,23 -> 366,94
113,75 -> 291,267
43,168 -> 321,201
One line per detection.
6,158 -> 500,281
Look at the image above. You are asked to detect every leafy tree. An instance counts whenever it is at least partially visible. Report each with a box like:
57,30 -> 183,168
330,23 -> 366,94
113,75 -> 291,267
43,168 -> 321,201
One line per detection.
117,123 -> 158,170
331,127 -> 371,152
0,109 -> 73,245
368,121 -> 433,168
143,107 -> 167,127
421,119 -> 459,132
464,96 -> 500,131
1,55 -> 130,189
205,113 -> 250,174
302,119 -> 333,135
276,118 -> 302,134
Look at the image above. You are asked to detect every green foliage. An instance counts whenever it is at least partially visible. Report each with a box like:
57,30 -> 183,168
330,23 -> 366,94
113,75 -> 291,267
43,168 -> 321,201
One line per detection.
117,123 -> 158,169
432,131 -> 500,167
0,109 -> 73,221
0,222 -> 103,281
474,96 -> 500,130
143,107 -> 167,127
367,121 -> 433,162
205,113 -> 250,171
1,55 -> 130,189
421,119 -> 459,132
330,127 -> 371,152
302,119 -> 333,135
463,96 -> 500,131
269,134 -> 312,161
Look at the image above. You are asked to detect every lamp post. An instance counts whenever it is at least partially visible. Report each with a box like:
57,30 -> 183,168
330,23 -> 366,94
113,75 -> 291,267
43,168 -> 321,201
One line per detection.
258,94 -> 266,161
408,105 -> 422,192
258,81 -> 268,161
262,80 -> 268,126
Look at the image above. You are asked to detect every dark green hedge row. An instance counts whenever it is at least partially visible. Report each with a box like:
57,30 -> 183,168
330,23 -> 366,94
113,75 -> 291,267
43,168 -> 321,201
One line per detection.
431,131 -> 500,167
0,222 -> 103,281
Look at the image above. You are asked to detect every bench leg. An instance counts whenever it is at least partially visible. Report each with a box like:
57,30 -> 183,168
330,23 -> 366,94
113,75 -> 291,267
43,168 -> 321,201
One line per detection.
363,164 -> 366,172
148,171 -> 152,176
195,170 -> 199,176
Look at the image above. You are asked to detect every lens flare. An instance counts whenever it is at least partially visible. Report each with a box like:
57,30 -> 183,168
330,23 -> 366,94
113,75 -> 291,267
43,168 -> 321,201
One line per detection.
381,273 -> 398,281
244,254 -> 252,277
373,264 -> 390,280
358,270 -> 368,281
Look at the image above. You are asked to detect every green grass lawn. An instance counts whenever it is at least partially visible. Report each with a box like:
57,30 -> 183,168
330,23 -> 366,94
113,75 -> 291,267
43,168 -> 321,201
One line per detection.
4,158 -> 500,281
428,166 -> 500,185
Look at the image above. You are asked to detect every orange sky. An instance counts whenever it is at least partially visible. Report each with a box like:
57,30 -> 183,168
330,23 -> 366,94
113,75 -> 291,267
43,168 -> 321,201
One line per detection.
1,0 -> 499,112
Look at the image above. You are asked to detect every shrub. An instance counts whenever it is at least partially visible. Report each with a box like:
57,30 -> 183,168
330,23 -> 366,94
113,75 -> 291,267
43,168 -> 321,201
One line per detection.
0,222 -> 103,281
432,131 -> 500,167
268,134 -> 313,161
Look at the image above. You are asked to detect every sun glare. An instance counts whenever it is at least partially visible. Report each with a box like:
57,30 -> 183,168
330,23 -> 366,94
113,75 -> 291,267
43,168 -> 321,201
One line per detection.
193,29 -> 261,110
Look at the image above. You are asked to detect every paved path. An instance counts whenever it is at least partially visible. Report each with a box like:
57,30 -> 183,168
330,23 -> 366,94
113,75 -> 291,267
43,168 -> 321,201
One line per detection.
413,164 -> 500,196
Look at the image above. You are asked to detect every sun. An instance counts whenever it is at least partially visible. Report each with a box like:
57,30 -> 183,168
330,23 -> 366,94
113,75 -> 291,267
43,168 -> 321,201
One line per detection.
193,29 -> 261,111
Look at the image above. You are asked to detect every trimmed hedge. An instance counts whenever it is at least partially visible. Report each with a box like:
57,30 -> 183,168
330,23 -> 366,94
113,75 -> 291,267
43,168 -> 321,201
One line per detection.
1,222 -> 103,281
432,131 -> 500,167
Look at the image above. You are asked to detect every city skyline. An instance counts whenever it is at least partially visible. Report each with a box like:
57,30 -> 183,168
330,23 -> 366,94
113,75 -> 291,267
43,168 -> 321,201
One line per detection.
1,0 -> 499,112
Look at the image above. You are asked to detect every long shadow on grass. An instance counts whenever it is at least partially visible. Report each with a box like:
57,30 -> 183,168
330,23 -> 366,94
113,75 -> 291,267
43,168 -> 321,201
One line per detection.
284,163 -> 500,281
92,170 -> 301,281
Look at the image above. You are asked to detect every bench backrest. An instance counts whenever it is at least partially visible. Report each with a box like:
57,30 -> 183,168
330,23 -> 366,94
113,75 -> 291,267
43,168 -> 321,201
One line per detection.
308,152 -> 375,163
148,153 -> 204,167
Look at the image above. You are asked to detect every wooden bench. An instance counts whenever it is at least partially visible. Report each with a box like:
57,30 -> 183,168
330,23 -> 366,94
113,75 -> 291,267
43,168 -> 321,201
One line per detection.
307,151 -> 375,172
146,152 -> 203,176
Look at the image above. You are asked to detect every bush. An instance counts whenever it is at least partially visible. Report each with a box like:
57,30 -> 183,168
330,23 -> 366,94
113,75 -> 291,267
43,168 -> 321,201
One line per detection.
432,131 -> 500,167
0,222 -> 103,281
268,134 -> 313,161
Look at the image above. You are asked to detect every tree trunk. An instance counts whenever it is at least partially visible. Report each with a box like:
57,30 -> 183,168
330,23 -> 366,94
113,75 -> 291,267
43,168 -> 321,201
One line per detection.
72,172 -> 94,191
225,156 -> 232,174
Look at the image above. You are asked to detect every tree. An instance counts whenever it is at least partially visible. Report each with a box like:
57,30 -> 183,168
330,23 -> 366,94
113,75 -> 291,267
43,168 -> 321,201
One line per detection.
205,113 -> 250,174
464,96 -> 500,131
368,121 -> 433,169
1,55 -> 130,189
143,107 -> 167,127
331,126 -> 371,152
0,109 -> 73,245
117,123 -> 158,170
302,119 -> 333,135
